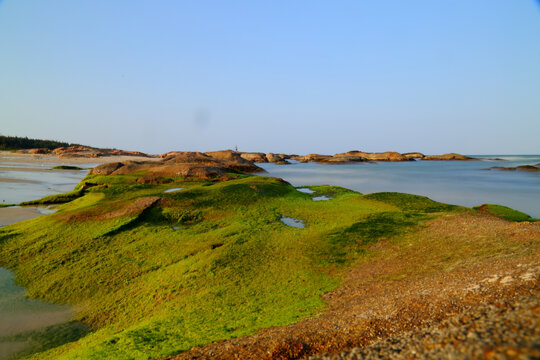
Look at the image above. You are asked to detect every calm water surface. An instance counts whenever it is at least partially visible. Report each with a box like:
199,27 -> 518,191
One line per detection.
259,155 -> 540,218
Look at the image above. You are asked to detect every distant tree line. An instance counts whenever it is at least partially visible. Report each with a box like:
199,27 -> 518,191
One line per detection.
0,135 -> 80,150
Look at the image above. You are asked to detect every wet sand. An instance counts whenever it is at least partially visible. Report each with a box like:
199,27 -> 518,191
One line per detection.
0,151 -> 159,165
0,207 -> 44,227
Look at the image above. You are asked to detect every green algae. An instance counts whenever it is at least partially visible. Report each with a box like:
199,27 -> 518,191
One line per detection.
473,204 -> 538,222
0,174 -> 496,359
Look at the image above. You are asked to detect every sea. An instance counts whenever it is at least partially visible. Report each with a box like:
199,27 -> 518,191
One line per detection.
1,154 -> 539,217
0,154 -> 538,358
257,155 -> 540,218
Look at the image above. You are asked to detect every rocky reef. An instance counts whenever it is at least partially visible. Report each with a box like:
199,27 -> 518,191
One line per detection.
91,150 -> 264,179
487,164 -> 539,172
422,153 -> 476,160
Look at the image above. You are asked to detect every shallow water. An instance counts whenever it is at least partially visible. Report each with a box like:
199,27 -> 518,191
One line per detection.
164,187 -> 184,193
0,159 -> 90,204
260,155 -> 540,218
0,268 -> 74,359
313,196 -> 331,201
296,188 -> 315,194
280,216 -> 304,228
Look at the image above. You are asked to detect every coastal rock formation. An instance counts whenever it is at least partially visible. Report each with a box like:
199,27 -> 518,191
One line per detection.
53,146 -> 151,158
402,152 -> 425,160
240,152 -> 268,163
335,151 -> 409,162
266,153 -> 290,164
91,151 -> 264,179
488,164 -> 539,172
296,154 -> 333,163
423,153 -> 476,161
16,148 -> 51,154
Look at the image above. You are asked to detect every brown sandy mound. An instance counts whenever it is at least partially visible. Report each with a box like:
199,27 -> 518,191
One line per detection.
162,213 -> 540,360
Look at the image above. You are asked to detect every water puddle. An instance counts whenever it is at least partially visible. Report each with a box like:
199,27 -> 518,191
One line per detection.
163,187 -> 184,193
280,216 -> 304,228
0,267 -> 89,359
313,196 -> 332,201
36,206 -> 57,215
296,188 -> 315,194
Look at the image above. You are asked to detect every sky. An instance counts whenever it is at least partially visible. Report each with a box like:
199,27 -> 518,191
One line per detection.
0,1 -> 539,155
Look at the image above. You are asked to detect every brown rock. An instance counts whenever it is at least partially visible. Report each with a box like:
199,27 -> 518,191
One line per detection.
402,152 -> 425,160
297,154 -> 333,163
334,151 -> 409,162
90,151 -> 264,179
28,148 -> 51,154
488,165 -> 539,172
423,153 -> 476,161
110,150 -> 149,157
266,153 -> 290,164
240,152 -> 268,163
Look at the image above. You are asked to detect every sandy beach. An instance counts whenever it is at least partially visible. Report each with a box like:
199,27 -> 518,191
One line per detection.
0,151 -> 160,165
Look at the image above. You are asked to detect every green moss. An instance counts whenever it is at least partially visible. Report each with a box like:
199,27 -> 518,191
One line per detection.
363,192 -> 463,213
0,173 -> 487,360
473,204 -> 537,222
19,189 -> 85,205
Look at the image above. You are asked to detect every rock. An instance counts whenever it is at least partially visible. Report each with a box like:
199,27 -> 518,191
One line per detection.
266,153 -> 290,164
402,152 -> 425,160
297,154 -> 333,163
110,150 -> 149,157
423,153 -> 476,161
240,152 -> 268,163
334,151 -> 409,162
90,151 -> 264,179
90,162 -> 125,175
29,148 -> 51,154
487,165 -> 539,172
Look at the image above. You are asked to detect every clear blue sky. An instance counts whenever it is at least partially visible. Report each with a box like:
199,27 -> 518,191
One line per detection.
1,1 -> 539,155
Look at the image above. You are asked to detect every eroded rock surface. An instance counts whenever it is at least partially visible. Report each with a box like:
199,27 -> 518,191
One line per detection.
91,151 -> 264,179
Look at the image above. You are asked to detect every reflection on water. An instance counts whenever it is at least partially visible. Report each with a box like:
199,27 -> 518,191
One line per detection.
296,188 -> 315,194
313,196 -> 331,201
164,187 -> 184,193
0,268 -> 88,359
280,216 -> 304,228
259,155 -> 540,218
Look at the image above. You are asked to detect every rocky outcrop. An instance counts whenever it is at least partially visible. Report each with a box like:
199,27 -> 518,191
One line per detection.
16,148 -> 51,154
423,153 -> 476,161
53,146 -> 150,158
240,152 -> 268,163
488,165 -> 539,172
402,152 -> 425,160
265,153 -> 290,164
334,151 -> 409,162
91,151 -> 264,179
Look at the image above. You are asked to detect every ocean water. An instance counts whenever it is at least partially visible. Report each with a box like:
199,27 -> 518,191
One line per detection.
258,155 -> 540,218
0,161 -> 92,205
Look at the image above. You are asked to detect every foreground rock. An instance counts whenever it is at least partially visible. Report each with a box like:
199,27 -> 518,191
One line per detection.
310,291 -> 540,360
165,213 -> 540,360
91,150 -> 264,179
